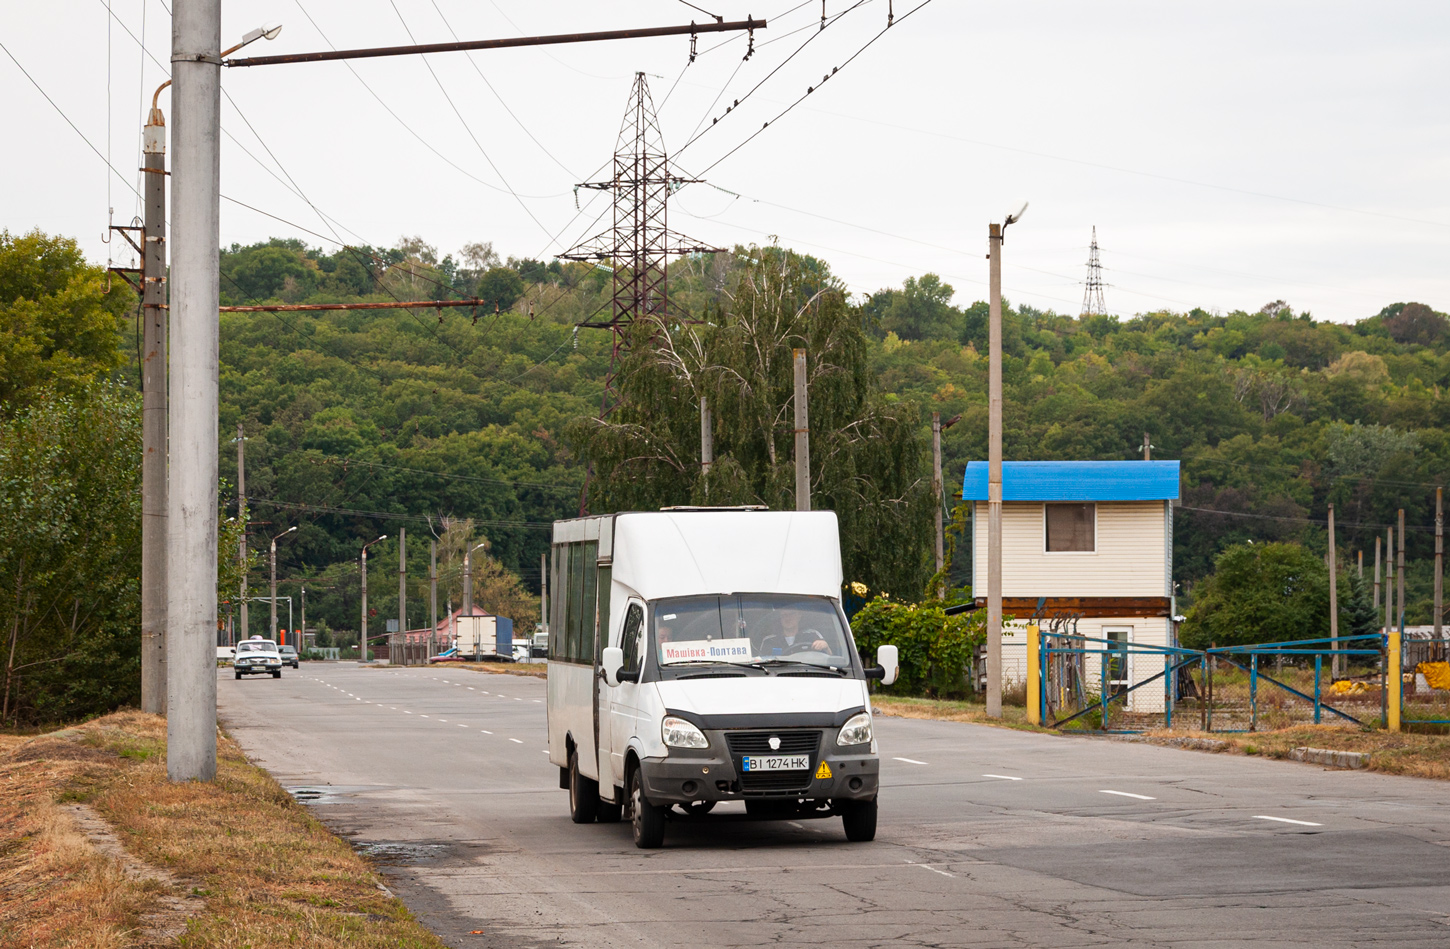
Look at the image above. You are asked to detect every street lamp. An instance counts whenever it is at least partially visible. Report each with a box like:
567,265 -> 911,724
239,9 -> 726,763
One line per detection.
222,23 -> 283,58
360,534 -> 388,662
985,201 -> 1028,720
270,525 -> 298,644
462,541 -> 488,617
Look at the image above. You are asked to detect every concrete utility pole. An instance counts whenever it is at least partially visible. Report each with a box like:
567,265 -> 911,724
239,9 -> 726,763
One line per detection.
1358,550 -> 1363,579
430,540 -> 438,654
140,86 -> 169,717
1398,509 -> 1407,633
166,0 -> 223,782
1386,527 -> 1395,636
933,412 -> 944,580
1142,432 -> 1151,461
300,586 -> 306,651
1328,504 -> 1340,679
398,528 -> 407,647
1374,536 -> 1382,611
1436,488 -> 1444,642
700,395 -> 714,488
540,551 -> 548,637
985,205 -> 1025,719
269,526 -> 296,641
236,423 -> 247,641
793,349 -> 810,512
360,534 -> 386,662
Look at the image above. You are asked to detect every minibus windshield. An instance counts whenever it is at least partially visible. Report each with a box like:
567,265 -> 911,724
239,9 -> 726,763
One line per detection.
653,595 -> 854,674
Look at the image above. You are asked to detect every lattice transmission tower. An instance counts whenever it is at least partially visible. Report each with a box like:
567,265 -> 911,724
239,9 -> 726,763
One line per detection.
559,71 -> 721,340
1080,226 -> 1107,317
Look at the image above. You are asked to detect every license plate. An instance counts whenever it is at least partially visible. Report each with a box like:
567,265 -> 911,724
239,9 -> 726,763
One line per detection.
741,755 -> 810,772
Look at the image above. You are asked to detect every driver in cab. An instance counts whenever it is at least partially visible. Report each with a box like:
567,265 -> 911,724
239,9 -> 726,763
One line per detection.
759,609 -> 829,657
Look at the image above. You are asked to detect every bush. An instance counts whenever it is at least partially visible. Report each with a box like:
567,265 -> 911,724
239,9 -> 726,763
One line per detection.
849,596 -> 984,699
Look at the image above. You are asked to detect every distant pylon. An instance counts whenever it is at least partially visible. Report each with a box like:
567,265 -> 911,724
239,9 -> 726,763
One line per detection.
559,71 -> 721,516
559,71 -> 720,331
1080,226 -> 1107,317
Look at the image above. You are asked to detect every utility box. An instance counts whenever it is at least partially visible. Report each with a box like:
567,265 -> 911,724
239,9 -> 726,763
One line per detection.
456,615 -> 514,660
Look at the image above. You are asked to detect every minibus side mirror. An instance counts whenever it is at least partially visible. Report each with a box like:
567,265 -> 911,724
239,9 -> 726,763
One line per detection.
875,645 -> 899,686
601,646 -> 624,687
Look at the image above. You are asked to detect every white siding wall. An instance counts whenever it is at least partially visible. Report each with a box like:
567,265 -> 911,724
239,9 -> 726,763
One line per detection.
973,500 -> 1169,597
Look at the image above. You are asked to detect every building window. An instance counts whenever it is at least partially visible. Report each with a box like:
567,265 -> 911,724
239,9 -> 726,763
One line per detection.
1046,502 -> 1095,552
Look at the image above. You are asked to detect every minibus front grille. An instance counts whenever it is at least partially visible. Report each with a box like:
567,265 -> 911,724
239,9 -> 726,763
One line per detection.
725,730 -> 821,794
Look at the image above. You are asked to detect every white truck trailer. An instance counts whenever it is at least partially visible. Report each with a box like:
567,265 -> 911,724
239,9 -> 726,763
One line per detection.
455,614 -> 514,660
546,508 -> 897,848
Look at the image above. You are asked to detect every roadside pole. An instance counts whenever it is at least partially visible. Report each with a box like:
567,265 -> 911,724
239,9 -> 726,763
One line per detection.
986,222 -> 1004,719
300,586 -> 306,652
1398,509 -> 1407,634
140,91 -> 168,716
1386,527 -> 1394,637
1329,504 -> 1340,679
398,528 -> 407,661
793,349 -> 810,512
236,422 -> 247,641
540,551 -> 548,641
430,541 -> 438,656
166,0 -> 222,782
463,546 -> 474,617
933,411 -> 944,593
361,546 -> 369,662
1374,536 -> 1381,613
700,395 -> 713,486
1436,488 -> 1443,644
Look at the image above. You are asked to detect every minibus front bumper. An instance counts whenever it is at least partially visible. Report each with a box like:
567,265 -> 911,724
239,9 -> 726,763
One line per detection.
639,727 -> 879,804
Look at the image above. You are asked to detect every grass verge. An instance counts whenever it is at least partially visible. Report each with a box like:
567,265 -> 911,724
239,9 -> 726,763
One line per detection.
0,710 -> 448,949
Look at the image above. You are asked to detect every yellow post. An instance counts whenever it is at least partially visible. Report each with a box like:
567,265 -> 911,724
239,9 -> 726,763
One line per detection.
1026,624 -> 1041,726
1387,629 -> 1402,732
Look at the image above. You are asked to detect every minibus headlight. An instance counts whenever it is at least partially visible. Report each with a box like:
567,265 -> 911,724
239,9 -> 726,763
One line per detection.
837,712 -> 873,746
661,716 -> 709,749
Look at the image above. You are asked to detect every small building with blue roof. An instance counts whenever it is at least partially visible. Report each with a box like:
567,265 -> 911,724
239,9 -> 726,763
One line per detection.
961,460 -> 1181,708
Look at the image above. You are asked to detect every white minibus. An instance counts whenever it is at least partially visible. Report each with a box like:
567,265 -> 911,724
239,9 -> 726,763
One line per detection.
546,508 -> 898,848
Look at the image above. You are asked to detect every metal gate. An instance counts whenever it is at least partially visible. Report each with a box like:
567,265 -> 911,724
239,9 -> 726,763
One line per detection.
1039,630 -> 1203,733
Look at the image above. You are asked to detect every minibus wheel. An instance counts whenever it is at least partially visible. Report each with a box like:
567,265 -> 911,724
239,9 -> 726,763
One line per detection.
629,767 -> 666,849
568,750 -> 599,823
840,797 -> 878,842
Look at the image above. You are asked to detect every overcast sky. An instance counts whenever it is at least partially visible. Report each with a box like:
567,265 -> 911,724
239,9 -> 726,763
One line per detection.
5,1 -> 1449,322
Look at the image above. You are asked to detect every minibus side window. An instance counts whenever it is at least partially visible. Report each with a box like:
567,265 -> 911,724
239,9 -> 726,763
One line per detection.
620,604 -> 643,674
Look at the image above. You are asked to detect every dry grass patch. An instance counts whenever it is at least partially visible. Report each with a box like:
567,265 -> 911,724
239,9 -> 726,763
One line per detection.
451,662 -> 546,679
1140,725 -> 1450,780
1,711 -> 449,949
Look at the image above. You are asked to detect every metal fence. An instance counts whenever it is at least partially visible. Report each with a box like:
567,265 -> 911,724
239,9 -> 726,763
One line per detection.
1035,630 -> 1394,734
1402,635 -> 1450,727
1039,631 -> 1203,733
1201,636 -> 1385,732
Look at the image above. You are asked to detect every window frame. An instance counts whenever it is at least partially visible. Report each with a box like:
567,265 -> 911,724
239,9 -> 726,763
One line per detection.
1042,501 -> 1097,554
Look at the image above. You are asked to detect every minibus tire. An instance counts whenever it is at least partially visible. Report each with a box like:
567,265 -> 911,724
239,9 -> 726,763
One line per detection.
629,768 -> 665,849
568,750 -> 599,823
840,798 -> 878,842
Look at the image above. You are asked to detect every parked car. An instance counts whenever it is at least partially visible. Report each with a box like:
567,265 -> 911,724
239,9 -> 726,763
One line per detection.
531,631 -> 548,659
233,638 -> 284,679
278,644 -> 300,668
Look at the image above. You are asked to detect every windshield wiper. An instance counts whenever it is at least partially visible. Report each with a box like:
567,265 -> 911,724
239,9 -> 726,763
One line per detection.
741,659 -> 848,675
675,670 -> 749,679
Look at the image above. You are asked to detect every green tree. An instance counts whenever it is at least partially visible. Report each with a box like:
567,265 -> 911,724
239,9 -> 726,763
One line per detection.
571,246 -> 934,597
880,274 -> 958,341
0,230 -> 130,409
1180,542 -> 1330,649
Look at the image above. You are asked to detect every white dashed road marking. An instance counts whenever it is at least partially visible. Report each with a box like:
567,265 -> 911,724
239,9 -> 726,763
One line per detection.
907,861 -> 955,878
1254,815 -> 1323,827
983,774 -> 1022,781
509,738 -> 524,744
1100,790 -> 1156,801
893,757 -> 928,765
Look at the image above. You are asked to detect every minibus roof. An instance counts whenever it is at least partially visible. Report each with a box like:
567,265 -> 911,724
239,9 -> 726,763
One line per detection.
611,509 -> 842,602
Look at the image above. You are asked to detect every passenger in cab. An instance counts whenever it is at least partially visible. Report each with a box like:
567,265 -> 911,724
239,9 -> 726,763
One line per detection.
759,608 -> 829,656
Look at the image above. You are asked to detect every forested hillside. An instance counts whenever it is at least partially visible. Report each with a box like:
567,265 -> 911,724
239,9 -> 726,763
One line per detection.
211,235 -> 1450,635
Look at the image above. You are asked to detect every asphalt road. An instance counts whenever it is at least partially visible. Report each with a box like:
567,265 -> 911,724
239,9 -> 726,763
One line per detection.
219,663 -> 1450,948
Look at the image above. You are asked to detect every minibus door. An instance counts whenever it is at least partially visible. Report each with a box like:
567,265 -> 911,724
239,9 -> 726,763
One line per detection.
600,600 -> 646,798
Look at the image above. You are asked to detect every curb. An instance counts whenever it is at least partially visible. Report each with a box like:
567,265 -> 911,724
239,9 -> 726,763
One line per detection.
1289,746 -> 1369,770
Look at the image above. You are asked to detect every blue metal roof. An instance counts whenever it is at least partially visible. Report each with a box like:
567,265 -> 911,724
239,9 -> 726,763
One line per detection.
961,461 -> 1180,502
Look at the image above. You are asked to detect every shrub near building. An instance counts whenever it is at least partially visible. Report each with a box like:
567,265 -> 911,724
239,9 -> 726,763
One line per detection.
850,595 -> 984,698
